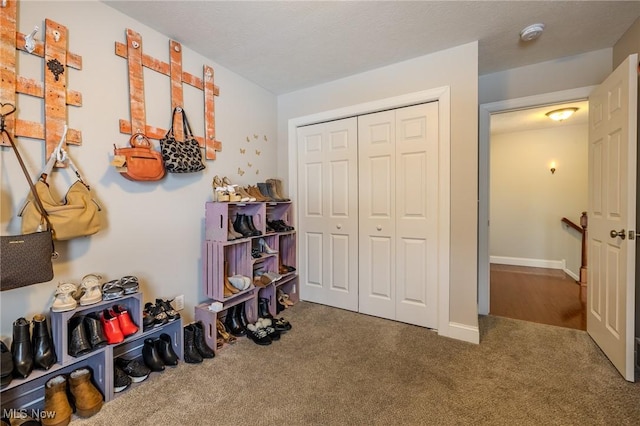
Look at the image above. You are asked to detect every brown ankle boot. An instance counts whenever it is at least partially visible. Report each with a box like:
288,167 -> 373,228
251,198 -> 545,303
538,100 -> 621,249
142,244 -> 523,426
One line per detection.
41,375 -> 72,426
68,368 -> 103,418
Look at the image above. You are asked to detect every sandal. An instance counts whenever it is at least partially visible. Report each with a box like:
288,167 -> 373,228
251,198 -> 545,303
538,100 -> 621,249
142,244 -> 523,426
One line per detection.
274,317 -> 292,331
216,319 -> 236,344
120,276 -> 139,294
102,280 -> 124,301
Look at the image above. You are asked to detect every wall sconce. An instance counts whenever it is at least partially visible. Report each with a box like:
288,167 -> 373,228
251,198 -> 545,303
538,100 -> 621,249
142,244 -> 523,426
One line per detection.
550,161 -> 556,174
546,107 -> 578,121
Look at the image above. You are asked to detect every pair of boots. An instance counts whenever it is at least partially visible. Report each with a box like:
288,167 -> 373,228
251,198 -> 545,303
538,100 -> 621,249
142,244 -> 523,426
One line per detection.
42,368 -> 103,426
233,214 -> 262,238
224,302 -> 249,337
184,321 -> 215,364
11,315 -> 56,379
142,333 -> 179,372
68,313 -> 107,358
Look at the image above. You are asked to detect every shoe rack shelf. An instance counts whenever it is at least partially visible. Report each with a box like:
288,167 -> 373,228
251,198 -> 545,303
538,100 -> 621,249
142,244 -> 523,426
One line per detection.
198,200 -> 299,352
0,293 -> 182,411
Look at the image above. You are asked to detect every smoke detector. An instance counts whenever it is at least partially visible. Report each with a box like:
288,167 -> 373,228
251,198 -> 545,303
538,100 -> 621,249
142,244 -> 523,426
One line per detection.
520,23 -> 545,41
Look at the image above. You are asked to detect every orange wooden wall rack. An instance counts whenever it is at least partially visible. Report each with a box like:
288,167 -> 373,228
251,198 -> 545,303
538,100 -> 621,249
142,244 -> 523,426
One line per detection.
0,0 -> 83,164
115,28 -> 222,160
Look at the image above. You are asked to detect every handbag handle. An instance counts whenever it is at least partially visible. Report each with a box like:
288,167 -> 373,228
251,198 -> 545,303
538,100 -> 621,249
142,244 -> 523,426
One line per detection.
129,133 -> 152,148
0,104 -> 53,234
166,107 -> 200,146
39,126 -> 88,188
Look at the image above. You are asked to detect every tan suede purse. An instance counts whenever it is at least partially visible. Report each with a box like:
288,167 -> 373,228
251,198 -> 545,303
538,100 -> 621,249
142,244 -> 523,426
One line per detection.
20,140 -> 102,241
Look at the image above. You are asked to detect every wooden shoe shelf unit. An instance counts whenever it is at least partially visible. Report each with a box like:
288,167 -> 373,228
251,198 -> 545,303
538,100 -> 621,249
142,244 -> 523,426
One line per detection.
0,292 -> 183,411
195,201 -> 299,352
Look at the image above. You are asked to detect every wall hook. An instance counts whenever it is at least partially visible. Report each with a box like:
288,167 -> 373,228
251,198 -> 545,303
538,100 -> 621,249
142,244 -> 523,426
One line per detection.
1,0 -> 7,8
52,30 -> 60,42
24,25 -> 39,53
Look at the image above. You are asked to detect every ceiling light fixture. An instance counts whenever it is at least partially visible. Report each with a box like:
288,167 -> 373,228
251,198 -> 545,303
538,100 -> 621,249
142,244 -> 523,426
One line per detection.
546,107 -> 579,122
520,23 -> 545,42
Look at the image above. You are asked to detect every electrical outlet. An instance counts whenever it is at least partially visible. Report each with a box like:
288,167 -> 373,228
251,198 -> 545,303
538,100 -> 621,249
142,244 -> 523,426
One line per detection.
173,294 -> 185,311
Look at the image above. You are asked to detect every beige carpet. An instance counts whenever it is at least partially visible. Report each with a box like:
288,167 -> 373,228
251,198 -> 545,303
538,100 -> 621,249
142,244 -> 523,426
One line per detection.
73,302 -> 640,425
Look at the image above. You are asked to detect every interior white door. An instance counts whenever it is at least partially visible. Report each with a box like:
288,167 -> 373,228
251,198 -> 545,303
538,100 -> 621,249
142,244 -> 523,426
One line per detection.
587,54 -> 637,381
297,118 -> 359,311
358,103 -> 440,328
358,110 -> 396,320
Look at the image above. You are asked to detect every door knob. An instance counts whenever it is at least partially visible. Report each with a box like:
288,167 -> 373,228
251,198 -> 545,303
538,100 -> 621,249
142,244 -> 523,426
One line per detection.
336,224 -> 342,230
376,225 -> 382,231
610,229 -> 626,239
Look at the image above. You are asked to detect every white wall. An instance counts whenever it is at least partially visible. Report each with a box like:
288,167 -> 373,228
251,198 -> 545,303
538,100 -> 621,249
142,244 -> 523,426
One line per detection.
0,0 -> 277,338
277,42 -> 479,330
479,48 -> 612,105
490,124 -> 588,277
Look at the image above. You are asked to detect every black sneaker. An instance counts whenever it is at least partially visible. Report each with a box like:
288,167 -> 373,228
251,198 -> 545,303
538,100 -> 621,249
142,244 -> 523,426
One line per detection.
156,298 -> 180,322
144,302 -> 168,327
114,365 -> 131,392
116,357 -> 151,383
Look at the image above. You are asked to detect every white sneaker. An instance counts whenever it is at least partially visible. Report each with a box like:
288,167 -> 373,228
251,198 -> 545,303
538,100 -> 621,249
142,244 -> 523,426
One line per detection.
52,282 -> 80,312
79,274 -> 103,306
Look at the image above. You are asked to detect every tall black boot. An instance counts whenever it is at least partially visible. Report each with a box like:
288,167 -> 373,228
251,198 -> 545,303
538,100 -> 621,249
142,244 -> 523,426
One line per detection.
11,317 -> 33,378
258,298 -> 274,319
183,324 -> 203,364
193,322 -> 215,359
224,304 -> 246,337
84,313 -> 107,349
245,215 -> 262,236
68,316 -> 92,358
32,314 -> 56,370
237,302 -> 249,330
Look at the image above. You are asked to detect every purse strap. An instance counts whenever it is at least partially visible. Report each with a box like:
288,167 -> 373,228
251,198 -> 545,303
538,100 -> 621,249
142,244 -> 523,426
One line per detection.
39,125 -> 89,189
180,108 -> 196,141
0,104 -> 53,233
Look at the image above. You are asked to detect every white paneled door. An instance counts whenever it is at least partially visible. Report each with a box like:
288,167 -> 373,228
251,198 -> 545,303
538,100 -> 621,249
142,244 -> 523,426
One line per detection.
358,103 -> 439,328
297,103 -> 441,327
587,54 -> 637,381
297,118 -> 359,311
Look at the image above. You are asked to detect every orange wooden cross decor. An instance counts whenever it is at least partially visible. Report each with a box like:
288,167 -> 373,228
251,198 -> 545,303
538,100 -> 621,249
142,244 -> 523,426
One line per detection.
115,28 -> 222,160
0,0 -> 83,164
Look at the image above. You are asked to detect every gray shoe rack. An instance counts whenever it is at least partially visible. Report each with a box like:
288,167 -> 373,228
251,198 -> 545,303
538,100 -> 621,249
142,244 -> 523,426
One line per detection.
0,292 -> 183,411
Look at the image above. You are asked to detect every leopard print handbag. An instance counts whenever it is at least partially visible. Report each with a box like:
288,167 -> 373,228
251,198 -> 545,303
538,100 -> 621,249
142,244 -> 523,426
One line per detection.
160,107 -> 206,173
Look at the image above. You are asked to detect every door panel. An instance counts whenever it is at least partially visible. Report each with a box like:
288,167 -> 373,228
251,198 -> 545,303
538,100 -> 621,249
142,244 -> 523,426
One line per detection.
297,118 -> 358,311
395,103 -> 439,328
358,110 -> 396,319
587,54 -> 637,381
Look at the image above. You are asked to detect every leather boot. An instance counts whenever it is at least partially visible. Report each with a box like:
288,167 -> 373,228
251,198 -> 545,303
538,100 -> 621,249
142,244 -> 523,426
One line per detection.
224,304 -> 246,337
183,324 -> 203,364
245,215 -> 262,236
42,375 -> 72,426
68,368 -> 103,418
193,321 -> 215,359
258,298 -> 274,319
83,313 -> 107,349
156,333 -> 179,366
68,316 -> 91,358
233,214 -> 253,238
0,341 -> 13,389
11,317 -> 33,379
257,182 -> 275,201
142,338 -> 164,372
237,302 -> 249,330
32,314 -> 56,370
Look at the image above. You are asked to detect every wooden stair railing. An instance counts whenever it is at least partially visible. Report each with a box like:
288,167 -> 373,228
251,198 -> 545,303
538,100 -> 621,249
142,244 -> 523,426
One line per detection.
561,212 -> 588,286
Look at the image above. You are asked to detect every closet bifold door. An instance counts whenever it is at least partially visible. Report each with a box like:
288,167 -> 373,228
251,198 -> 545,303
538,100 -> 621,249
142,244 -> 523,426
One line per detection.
357,110 -> 397,320
358,102 -> 439,328
297,118 -> 359,311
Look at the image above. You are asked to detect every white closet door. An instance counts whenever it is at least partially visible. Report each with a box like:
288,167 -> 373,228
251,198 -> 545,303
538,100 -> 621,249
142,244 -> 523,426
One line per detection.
358,110 -> 396,320
395,102 -> 439,328
297,118 -> 359,311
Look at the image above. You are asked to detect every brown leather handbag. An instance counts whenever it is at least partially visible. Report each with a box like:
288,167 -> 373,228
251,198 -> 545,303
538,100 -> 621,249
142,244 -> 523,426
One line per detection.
114,133 -> 166,181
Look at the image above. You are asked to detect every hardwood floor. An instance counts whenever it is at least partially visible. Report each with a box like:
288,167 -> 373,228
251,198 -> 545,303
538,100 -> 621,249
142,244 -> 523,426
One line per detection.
489,264 -> 586,330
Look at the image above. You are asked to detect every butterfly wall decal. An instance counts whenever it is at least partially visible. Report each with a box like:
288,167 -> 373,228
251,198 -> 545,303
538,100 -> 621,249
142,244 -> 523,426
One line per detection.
238,167 -> 245,176
240,148 -> 246,154
247,162 -> 252,167
255,149 -> 261,156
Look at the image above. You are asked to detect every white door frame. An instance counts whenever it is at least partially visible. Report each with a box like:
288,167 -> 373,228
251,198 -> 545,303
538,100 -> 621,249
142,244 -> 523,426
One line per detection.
478,86 -> 596,315
287,87 -> 452,337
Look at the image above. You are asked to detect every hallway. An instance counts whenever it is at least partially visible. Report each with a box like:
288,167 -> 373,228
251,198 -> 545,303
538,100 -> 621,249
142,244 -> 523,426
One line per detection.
489,264 -> 586,330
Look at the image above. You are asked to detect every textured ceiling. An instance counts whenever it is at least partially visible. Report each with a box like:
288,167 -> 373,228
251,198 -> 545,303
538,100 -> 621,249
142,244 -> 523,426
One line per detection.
103,1 -> 640,94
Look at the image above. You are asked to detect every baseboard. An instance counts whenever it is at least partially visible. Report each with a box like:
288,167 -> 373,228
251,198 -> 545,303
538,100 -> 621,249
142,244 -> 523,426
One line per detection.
490,256 -> 565,270
564,268 -> 579,281
446,322 -> 479,344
